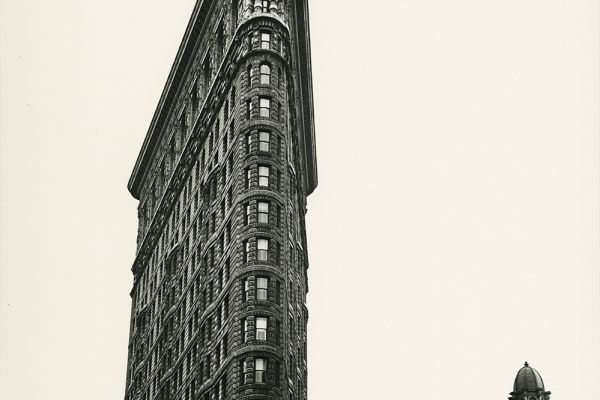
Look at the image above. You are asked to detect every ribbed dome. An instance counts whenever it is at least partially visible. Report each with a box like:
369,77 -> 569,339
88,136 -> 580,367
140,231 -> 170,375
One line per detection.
513,362 -> 545,393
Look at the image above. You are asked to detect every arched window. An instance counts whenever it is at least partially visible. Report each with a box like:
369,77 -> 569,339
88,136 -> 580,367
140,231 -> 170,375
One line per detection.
260,64 -> 271,85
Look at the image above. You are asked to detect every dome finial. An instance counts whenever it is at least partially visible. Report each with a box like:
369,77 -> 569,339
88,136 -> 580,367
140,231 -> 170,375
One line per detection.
524,361 -> 529,367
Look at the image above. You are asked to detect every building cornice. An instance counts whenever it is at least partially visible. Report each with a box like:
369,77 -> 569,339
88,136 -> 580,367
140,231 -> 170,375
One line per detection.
291,0 -> 318,195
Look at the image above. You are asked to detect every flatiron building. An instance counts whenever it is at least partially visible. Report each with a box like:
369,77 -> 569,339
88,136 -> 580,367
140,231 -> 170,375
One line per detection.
123,1 -> 317,400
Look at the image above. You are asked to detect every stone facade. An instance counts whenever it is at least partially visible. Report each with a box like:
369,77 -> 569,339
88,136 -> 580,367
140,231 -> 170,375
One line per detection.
123,2 -> 317,400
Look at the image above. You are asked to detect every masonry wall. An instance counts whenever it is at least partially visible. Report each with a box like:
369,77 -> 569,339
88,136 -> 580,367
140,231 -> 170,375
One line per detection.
124,2 -> 312,400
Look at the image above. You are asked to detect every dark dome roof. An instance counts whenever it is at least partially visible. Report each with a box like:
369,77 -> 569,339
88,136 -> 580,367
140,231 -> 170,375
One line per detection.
513,362 -> 545,393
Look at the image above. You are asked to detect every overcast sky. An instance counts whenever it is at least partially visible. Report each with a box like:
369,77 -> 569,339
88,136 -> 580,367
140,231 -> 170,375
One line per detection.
1,1 -> 599,399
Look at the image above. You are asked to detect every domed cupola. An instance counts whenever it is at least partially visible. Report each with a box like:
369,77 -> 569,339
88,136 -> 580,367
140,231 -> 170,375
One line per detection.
508,362 -> 552,400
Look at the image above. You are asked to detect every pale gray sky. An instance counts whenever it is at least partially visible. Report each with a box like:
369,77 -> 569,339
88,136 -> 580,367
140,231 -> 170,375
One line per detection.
1,1 -> 599,399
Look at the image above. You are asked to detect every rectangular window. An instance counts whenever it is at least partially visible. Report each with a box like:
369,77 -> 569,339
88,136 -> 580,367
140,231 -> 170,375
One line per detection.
241,360 -> 248,384
259,131 -> 270,152
246,99 -> 253,119
256,317 -> 267,341
244,278 -> 251,302
203,55 -> 212,91
257,238 -> 269,261
260,32 -> 271,49
192,83 -> 199,113
247,33 -> 253,51
244,240 -> 251,263
246,168 -> 252,189
277,68 -> 282,89
246,132 -> 253,154
257,277 -> 268,301
245,203 -> 252,225
180,108 -> 187,137
255,358 -> 267,383
243,319 -> 249,342
232,0 -> 238,31
258,166 -> 270,187
258,201 -> 269,223
216,20 -> 225,58
259,97 -> 270,117
277,101 -> 282,122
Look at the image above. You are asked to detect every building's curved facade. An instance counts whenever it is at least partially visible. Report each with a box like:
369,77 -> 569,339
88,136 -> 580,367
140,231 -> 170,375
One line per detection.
124,2 -> 317,400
